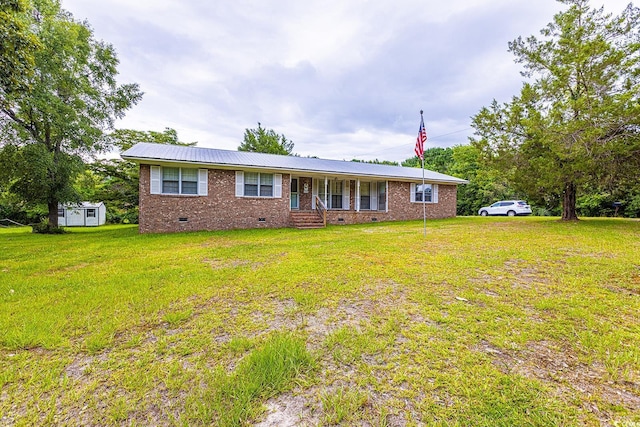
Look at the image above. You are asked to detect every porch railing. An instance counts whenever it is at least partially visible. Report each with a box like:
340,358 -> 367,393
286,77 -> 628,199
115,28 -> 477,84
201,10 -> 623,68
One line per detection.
314,196 -> 327,227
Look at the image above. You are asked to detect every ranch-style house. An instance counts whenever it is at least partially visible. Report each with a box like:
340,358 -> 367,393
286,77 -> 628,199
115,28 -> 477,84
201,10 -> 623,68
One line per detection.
122,142 -> 468,233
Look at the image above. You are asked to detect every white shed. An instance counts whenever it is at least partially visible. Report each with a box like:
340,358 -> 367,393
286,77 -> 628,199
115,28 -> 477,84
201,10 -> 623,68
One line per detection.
58,202 -> 107,227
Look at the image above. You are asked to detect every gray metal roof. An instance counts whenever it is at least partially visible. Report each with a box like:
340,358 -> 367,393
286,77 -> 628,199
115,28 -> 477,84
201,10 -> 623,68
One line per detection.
121,142 -> 468,184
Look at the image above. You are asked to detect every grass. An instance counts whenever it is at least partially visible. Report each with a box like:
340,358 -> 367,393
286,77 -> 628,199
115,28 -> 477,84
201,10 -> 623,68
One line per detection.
0,217 -> 639,426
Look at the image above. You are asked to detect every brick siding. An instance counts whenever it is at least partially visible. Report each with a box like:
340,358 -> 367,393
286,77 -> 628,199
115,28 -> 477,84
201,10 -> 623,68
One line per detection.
139,165 -> 291,233
325,181 -> 457,225
138,165 -> 459,233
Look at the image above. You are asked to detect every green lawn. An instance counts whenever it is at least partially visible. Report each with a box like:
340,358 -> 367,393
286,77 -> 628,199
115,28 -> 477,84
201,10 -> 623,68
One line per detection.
1,217 -> 639,426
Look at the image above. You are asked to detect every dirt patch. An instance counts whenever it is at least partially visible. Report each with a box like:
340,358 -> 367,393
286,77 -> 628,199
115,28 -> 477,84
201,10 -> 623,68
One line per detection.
254,394 -> 317,427
475,340 -> 640,425
202,258 -> 264,269
503,259 -> 549,288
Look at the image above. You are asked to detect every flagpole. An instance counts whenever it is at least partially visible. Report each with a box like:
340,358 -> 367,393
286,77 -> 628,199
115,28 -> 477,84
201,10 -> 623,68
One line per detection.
420,110 -> 426,237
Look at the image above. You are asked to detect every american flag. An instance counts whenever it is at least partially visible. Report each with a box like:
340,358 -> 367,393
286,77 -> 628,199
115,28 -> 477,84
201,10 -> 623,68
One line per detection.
415,115 -> 427,160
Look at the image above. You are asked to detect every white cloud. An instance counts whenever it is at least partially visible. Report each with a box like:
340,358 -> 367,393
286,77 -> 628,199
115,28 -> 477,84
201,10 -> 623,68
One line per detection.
62,0 -> 635,161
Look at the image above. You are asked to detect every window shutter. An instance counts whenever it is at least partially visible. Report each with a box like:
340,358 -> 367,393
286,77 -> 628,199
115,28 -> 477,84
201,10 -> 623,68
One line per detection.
410,183 -> 416,202
371,182 -> 378,210
274,174 -> 282,198
198,169 -> 208,196
150,166 -> 161,194
433,184 -> 439,203
235,171 -> 244,197
343,180 -> 350,210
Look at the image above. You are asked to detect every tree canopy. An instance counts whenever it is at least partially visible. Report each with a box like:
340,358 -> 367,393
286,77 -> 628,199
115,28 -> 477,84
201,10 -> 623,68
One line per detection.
0,0 -> 40,97
85,128 -> 194,224
238,123 -> 294,155
471,0 -> 640,220
0,0 -> 142,231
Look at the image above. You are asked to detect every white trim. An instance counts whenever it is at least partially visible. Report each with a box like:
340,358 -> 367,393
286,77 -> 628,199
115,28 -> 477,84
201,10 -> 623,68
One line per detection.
342,180 -> 350,210
235,171 -> 244,197
371,181 -> 378,211
312,179 -> 318,209
411,182 -> 436,203
385,181 -> 389,212
356,179 -> 360,212
150,166 -> 161,194
198,169 -> 208,196
324,177 -> 328,208
274,174 -> 282,198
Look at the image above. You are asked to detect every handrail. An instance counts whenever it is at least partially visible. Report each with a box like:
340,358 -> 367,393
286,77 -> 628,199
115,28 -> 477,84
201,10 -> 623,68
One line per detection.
314,196 -> 327,227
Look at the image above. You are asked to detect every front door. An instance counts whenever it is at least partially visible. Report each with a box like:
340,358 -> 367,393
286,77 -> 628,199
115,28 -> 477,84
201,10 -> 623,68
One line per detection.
290,178 -> 299,209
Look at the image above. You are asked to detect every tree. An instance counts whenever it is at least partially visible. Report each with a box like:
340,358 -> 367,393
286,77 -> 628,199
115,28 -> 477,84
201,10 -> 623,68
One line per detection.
0,0 -> 40,97
239,123 -> 294,155
401,147 -> 454,174
88,128 -> 195,223
471,0 -> 640,220
107,127 -> 195,151
0,0 -> 142,231
351,158 -> 399,166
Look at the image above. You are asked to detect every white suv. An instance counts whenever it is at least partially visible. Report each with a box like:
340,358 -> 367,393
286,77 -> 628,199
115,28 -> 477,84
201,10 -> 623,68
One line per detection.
478,200 -> 532,216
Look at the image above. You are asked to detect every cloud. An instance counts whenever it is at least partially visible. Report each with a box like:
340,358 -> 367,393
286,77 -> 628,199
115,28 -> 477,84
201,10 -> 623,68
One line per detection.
63,0 -> 633,161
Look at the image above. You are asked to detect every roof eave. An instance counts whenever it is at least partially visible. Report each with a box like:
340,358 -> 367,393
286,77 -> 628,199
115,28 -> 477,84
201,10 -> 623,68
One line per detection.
121,155 -> 468,185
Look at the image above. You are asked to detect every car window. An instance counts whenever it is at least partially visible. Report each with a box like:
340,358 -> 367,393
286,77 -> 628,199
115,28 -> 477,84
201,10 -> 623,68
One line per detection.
501,202 -> 514,206
491,202 -> 501,207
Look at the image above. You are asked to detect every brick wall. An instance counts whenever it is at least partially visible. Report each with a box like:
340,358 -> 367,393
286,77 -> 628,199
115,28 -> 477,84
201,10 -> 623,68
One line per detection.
324,181 -> 457,225
138,165 -> 459,233
139,165 -> 291,233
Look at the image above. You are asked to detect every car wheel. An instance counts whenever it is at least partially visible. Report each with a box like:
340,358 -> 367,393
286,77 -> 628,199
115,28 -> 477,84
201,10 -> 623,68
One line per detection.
507,210 -> 516,217
480,210 -> 488,216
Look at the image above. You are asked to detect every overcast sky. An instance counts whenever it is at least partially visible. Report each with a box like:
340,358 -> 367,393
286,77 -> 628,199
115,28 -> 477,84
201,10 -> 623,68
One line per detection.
62,0 -> 630,162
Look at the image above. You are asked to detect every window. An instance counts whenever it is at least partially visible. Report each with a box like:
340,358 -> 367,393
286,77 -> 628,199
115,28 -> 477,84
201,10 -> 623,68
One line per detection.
357,181 -> 386,211
330,180 -> 343,209
235,172 -> 282,198
244,172 -> 273,197
161,167 -> 198,194
410,183 -> 438,203
150,166 -> 208,196
86,209 -> 96,218
181,168 -> 198,195
58,208 -> 65,217
360,182 -> 371,210
314,178 -> 349,210
260,173 -> 273,197
162,167 -> 179,193
415,184 -> 432,202
244,172 -> 259,196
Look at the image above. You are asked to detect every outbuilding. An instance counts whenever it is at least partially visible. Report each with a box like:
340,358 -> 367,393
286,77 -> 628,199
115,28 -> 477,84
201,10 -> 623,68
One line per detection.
58,202 -> 107,227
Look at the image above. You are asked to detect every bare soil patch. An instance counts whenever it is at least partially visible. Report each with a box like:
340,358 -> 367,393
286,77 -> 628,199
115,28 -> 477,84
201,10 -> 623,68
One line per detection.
475,340 -> 640,425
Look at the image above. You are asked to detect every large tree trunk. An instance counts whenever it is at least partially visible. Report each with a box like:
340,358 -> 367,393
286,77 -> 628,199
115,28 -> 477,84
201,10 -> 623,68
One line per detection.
48,200 -> 59,228
561,182 -> 579,220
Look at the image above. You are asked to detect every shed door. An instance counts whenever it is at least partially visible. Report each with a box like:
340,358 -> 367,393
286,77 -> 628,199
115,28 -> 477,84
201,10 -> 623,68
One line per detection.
67,209 -> 84,226
85,208 -> 98,226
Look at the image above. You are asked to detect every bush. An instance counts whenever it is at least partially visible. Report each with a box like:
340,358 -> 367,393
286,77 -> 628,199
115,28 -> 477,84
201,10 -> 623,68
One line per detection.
31,219 -> 66,234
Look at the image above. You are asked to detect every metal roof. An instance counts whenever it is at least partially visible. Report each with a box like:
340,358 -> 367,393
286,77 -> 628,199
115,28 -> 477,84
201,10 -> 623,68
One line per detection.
60,202 -> 104,209
121,142 -> 468,184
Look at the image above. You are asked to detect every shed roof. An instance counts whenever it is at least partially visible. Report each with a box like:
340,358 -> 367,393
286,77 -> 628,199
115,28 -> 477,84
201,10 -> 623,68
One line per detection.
121,142 -> 468,185
60,202 -> 104,209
